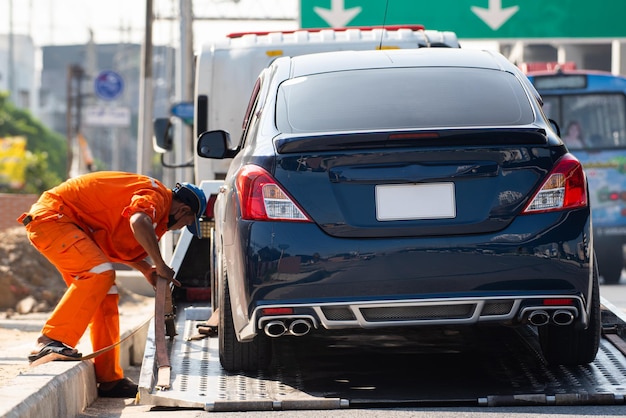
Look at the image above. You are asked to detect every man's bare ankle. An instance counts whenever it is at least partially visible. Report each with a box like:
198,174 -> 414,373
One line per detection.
36,335 -> 54,346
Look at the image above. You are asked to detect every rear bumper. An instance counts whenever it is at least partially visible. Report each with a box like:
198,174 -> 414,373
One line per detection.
224,209 -> 592,340
240,295 -> 584,341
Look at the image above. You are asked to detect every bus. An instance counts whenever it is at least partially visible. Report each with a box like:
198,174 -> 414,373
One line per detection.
526,65 -> 626,284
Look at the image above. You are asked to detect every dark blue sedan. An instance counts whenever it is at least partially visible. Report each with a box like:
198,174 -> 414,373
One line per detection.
198,48 -> 600,372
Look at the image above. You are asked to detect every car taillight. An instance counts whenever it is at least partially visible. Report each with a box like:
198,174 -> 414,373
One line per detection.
523,153 -> 587,214
236,165 -> 312,222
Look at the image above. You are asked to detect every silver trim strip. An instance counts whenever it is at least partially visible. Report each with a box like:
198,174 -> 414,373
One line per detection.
240,295 -> 586,340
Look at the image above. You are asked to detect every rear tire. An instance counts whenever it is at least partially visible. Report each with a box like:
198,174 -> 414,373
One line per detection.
218,266 -> 271,372
538,261 -> 600,365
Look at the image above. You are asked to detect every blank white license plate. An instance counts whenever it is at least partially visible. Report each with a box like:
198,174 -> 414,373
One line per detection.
375,183 -> 456,221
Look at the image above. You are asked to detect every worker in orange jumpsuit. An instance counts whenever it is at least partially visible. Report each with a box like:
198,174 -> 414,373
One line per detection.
17,171 -> 207,398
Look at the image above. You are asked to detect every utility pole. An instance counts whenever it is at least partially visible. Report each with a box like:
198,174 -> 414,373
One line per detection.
175,0 -> 194,183
137,0 -> 154,176
8,0 -> 14,102
66,65 -> 85,178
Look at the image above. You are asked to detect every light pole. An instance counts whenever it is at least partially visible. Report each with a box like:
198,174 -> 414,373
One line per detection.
175,0 -> 194,184
8,0 -> 15,102
137,0 -> 154,176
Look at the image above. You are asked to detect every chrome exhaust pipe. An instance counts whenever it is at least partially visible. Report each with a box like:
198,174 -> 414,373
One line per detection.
552,310 -> 575,326
289,319 -> 312,337
528,310 -> 550,326
264,320 -> 287,337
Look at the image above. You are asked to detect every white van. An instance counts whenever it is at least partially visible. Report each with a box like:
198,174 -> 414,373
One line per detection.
191,25 -> 460,182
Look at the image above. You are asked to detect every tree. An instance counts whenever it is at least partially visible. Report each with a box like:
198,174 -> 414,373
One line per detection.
0,92 -> 66,193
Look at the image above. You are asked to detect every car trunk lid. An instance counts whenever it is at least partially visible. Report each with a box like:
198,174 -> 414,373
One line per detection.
272,128 -> 557,238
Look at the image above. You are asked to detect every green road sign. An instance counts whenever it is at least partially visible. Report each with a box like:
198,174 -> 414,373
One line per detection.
300,0 -> 626,39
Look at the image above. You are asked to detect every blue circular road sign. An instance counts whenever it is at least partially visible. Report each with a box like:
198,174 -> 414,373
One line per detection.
94,70 -> 124,100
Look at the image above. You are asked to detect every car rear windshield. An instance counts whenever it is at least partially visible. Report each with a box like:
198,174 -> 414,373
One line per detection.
275,67 -> 535,133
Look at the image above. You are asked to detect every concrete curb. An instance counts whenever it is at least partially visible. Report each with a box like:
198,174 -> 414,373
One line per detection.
0,294 -> 152,418
0,361 -> 97,418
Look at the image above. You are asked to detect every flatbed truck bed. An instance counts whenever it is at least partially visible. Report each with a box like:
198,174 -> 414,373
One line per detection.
138,297 -> 626,412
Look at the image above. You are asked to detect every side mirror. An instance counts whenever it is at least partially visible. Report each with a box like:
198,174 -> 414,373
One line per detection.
197,130 -> 238,159
153,118 -> 173,153
549,119 -> 561,137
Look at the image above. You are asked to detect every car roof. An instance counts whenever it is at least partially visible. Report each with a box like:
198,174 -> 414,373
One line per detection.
287,48 -> 515,78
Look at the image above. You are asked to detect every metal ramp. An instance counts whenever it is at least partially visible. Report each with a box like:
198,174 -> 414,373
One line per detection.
138,300 -> 626,411
138,305 -> 345,411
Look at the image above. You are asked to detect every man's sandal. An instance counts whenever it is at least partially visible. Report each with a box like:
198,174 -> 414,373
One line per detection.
27,340 -> 82,363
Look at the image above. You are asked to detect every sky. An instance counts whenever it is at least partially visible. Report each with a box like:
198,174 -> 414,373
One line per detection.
1,0 -> 497,52
1,0 -> 299,49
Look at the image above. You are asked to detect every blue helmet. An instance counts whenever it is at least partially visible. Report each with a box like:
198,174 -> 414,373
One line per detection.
173,182 -> 207,238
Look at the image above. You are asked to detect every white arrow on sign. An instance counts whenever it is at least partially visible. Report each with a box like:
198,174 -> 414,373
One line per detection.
314,0 -> 362,28
471,0 -> 519,31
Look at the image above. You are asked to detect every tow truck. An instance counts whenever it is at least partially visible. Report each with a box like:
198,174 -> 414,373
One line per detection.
137,294 -> 626,411
139,28 -> 626,411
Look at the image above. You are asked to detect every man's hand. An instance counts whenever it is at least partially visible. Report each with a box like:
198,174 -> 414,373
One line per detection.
129,212 -> 181,287
154,264 -> 181,287
141,265 -> 181,288
129,261 -> 181,288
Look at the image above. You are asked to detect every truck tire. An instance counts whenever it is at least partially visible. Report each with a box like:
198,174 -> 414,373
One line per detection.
538,261 -> 601,365
218,270 -> 272,372
599,254 -> 623,284
596,241 -> 623,284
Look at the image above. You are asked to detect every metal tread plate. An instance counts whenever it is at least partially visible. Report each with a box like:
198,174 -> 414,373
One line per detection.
138,303 -> 626,411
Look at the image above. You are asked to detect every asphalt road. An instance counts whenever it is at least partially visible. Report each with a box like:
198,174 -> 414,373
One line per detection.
77,275 -> 626,418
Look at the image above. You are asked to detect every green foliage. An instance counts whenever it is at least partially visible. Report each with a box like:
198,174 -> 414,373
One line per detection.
0,92 -> 66,193
21,151 -> 63,194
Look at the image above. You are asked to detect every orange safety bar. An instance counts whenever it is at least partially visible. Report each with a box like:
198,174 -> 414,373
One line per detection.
227,25 -> 426,39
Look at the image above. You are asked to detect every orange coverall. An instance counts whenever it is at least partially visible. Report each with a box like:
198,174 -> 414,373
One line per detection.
18,171 -> 172,383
